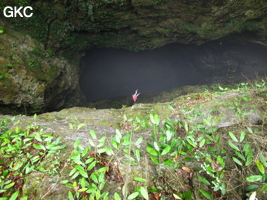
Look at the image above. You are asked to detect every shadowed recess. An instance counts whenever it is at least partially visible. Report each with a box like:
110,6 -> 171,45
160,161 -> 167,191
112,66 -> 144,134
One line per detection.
79,43 -> 203,101
79,34 -> 267,102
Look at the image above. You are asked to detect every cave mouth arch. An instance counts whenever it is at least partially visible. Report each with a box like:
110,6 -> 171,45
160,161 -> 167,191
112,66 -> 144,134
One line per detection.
79,33 -> 267,107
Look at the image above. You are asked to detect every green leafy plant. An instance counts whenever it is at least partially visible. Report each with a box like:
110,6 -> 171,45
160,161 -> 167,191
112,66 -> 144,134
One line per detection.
0,26 -> 4,34
0,117 -> 66,199
0,73 -> 11,80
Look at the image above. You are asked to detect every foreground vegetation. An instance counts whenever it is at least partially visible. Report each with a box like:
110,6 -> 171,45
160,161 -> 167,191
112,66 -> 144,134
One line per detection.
0,79 -> 267,199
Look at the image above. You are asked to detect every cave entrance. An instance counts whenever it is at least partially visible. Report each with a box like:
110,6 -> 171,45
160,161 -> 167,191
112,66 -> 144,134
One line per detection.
79,33 -> 267,108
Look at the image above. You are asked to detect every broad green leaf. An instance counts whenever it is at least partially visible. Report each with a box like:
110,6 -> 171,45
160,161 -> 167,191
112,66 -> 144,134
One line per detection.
235,151 -> 245,161
87,161 -> 97,171
135,149 -> 141,162
111,140 -> 119,149
99,136 -> 107,142
122,184 -> 128,198
97,167 -> 108,173
135,137 -> 143,146
228,141 -> 240,151
256,161 -> 265,174
199,139 -> 206,148
246,175 -> 262,182
198,176 -> 210,185
96,190 -> 101,200
243,143 -> 251,156
88,139 -> 95,147
154,114 -> 160,125
150,155 -> 159,164
122,133 -> 131,146
73,181 -> 77,188
96,148 -> 107,154
9,191 -> 19,200
97,141 -> 105,148
245,155 -> 253,166
260,154 -> 267,167
240,131 -> 246,142
49,144 -> 66,151
71,171 -> 79,179
140,186 -> 149,200
68,191 -> 74,200
80,178 -> 86,189
219,86 -> 224,90
114,192 -> 121,200
184,121 -> 188,132
220,183 -> 226,195
153,142 -> 160,151
247,127 -> 253,134
128,192 -> 139,199
69,123 -> 73,129
166,130 -> 173,142
161,145 -> 171,155
69,168 -> 77,177
104,146 -> 114,156
90,173 -> 98,183
173,193 -> 182,199
34,143 -> 46,151
163,159 -> 172,167
203,119 -> 211,126
77,123 -> 86,130
3,182 -> 15,189
245,184 -> 259,192
89,194 -> 95,200
229,131 -> 238,142
149,114 -> 160,126
262,183 -> 267,190
133,177 -> 147,182
78,188 -> 88,192
146,146 -> 158,156
150,114 -> 155,124
34,134 -> 42,142
115,129 -> 122,143
90,130 -> 97,140
217,155 -> 225,169
186,137 -> 196,147
199,189 -> 212,200
168,104 -> 174,110
212,119 -> 218,126
60,180 -> 69,184
232,157 -> 243,166
79,170 -> 88,178
85,157 -> 95,164
74,139 -> 80,148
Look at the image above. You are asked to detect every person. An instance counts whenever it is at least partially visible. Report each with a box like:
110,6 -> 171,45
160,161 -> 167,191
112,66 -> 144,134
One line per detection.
132,89 -> 140,102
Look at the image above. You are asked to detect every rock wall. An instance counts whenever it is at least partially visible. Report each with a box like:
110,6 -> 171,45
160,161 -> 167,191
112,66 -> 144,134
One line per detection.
1,0 -> 267,53
0,23 -> 81,114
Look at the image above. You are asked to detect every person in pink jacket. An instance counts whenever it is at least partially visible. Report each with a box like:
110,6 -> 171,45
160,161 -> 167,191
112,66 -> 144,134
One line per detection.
132,89 -> 140,102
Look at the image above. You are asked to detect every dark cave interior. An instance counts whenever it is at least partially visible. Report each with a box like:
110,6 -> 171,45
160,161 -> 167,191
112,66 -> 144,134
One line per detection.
79,33 -> 267,102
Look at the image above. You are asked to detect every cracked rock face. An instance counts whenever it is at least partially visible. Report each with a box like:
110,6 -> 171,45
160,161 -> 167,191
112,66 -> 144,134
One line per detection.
1,0 -> 267,53
0,26 -> 81,114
